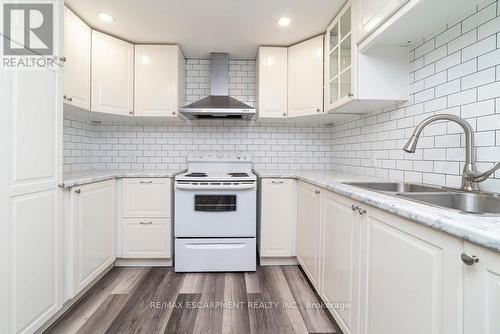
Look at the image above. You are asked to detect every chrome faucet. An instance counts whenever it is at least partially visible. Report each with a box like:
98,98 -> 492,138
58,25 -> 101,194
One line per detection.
403,114 -> 500,192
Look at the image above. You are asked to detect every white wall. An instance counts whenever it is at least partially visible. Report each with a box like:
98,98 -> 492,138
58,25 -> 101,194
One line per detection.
331,0 -> 500,192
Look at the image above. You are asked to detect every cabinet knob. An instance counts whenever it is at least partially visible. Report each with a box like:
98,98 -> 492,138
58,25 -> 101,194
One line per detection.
75,189 -> 81,194
63,95 -> 67,100
348,93 -> 354,97
129,111 -> 134,116
172,111 -> 176,115
282,113 -> 286,117
461,253 -> 479,265
352,204 -> 359,211
315,190 -> 321,195
58,183 -> 65,188
316,108 -> 321,112
59,56 -> 66,62
67,97 -> 73,102
358,208 -> 367,215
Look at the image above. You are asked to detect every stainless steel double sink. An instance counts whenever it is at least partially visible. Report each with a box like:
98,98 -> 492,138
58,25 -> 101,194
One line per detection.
343,182 -> 500,215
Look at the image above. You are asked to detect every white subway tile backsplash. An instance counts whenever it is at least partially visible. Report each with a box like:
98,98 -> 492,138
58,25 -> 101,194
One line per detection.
331,2 -> 500,191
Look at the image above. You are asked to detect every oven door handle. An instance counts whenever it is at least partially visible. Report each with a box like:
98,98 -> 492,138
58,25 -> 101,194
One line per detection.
175,183 -> 256,191
185,243 -> 247,250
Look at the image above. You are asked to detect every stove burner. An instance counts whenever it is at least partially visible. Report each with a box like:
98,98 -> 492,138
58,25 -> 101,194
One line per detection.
185,172 -> 207,177
228,172 -> 249,178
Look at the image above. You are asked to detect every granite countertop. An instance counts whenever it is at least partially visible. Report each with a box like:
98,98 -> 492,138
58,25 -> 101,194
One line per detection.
62,169 -> 185,188
254,169 -> 500,253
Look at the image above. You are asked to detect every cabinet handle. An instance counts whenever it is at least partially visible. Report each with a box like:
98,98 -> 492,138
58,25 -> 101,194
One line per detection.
75,189 -> 81,194
139,221 -> 153,225
358,208 -> 367,215
315,190 -> 321,195
271,180 -> 284,184
140,180 -> 153,184
461,253 -> 479,265
352,204 -> 359,211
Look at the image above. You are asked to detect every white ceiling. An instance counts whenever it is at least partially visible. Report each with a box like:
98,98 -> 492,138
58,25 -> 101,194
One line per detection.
65,0 -> 345,59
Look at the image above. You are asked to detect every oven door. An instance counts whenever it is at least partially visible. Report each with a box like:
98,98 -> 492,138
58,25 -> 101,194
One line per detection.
174,188 -> 256,237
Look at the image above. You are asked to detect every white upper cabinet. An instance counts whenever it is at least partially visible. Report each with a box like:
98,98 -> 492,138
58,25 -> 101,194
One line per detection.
91,30 -> 134,116
134,45 -> 185,117
324,0 -> 408,114
63,7 -> 91,110
357,0 -> 482,51
257,47 -> 288,119
288,35 -> 324,117
357,0 -> 409,43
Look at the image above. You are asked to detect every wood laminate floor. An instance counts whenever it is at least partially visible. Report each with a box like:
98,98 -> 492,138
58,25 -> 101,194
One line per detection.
45,266 -> 341,334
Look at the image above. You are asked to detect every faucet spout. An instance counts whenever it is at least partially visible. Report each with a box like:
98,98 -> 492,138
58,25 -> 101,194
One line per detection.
403,114 -> 482,191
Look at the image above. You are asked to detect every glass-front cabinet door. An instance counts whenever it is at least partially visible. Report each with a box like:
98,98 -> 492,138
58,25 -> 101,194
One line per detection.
325,2 -> 354,112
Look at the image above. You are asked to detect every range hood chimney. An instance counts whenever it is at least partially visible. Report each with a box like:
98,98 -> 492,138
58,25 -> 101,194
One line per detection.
179,53 -> 256,120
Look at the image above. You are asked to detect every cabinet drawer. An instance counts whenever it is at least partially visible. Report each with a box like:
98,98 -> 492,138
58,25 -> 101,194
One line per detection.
122,178 -> 171,217
122,218 -> 171,258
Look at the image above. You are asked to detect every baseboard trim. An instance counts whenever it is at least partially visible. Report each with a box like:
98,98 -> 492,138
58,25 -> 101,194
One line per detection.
260,257 -> 298,266
115,258 -> 172,267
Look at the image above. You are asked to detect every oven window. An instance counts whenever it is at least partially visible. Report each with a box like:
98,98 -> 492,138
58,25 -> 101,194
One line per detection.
194,195 -> 237,212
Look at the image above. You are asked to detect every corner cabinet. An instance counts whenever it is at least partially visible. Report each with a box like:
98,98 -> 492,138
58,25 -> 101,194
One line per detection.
257,47 -> 288,119
69,180 -> 116,297
134,45 -> 185,117
63,7 -> 91,110
91,30 -> 134,116
288,36 -> 324,117
324,0 -> 408,114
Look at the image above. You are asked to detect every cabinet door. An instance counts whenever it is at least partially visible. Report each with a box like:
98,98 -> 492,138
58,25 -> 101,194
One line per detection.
288,35 -> 324,117
71,180 -> 116,296
325,3 -> 354,112
122,178 -> 171,218
297,181 -> 322,287
359,211 -> 461,334
135,45 -> 183,117
122,218 -> 171,258
1,1 -> 63,332
463,242 -> 500,334
357,0 -> 409,42
322,192 -> 360,334
260,179 -> 295,257
91,30 -> 134,116
64,7 -> 91,110
257,47 -> 288,118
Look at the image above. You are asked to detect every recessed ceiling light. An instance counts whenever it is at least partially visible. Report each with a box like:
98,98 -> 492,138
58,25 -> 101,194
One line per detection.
97,12 -> 114,23
278,17 -> 291,27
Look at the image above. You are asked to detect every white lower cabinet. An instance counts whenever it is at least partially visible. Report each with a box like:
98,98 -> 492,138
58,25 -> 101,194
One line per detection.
463,241 -> 500,334
122,219 -> 171,258
297,181 -> 322,288
259,179 -> 296,258
358,210 -> 462,334
121,178 -> 172,259
69,180 -> 116,297
321,191 -> 361,334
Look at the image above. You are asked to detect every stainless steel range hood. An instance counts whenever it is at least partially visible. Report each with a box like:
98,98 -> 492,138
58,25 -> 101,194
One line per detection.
179,53 -> 256,120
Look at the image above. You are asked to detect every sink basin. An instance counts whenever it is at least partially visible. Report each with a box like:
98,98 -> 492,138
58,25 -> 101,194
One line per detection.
344,182 -> 444,193
398,192 -> 500,214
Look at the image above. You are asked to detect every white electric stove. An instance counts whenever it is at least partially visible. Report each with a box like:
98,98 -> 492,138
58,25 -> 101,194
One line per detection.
174,153 -> 257,272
